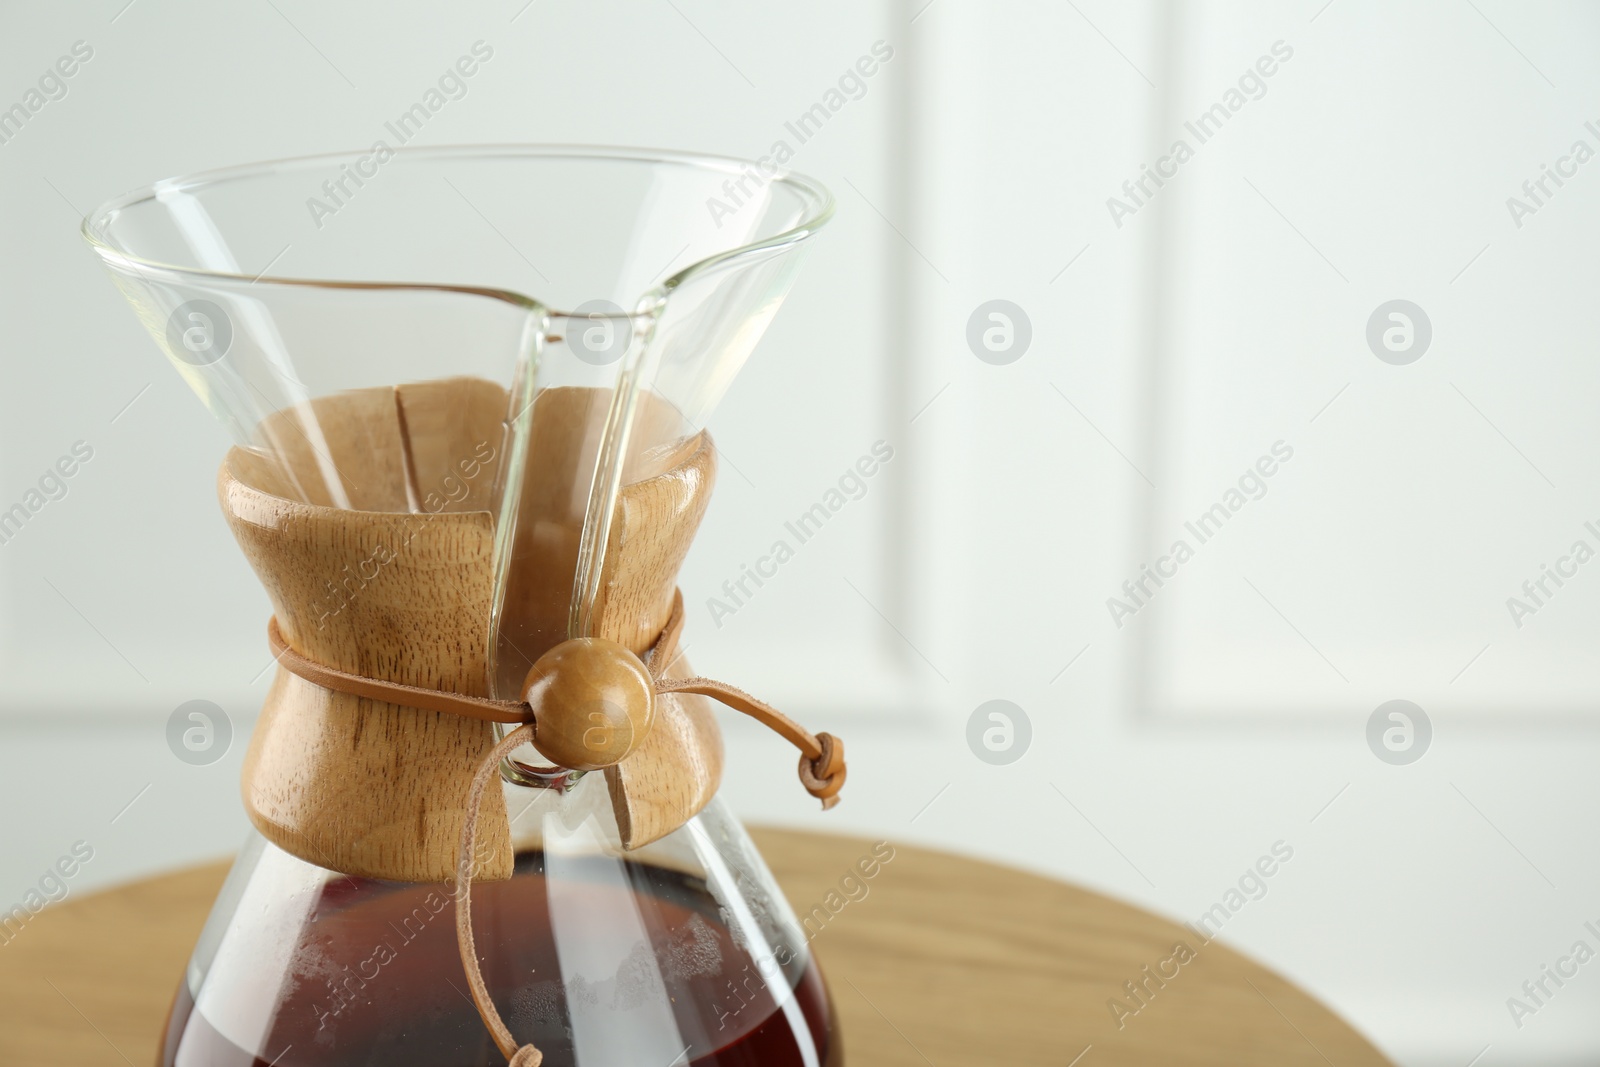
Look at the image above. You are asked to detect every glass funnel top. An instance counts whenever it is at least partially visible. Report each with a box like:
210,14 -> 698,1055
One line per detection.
84,146 -> 832,693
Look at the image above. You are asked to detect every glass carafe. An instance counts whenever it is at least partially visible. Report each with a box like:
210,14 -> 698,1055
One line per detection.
162,786 -> 832,1065
84,146 -> 838,1066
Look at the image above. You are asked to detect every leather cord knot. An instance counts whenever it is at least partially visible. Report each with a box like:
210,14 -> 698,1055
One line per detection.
799,731 -> 846,809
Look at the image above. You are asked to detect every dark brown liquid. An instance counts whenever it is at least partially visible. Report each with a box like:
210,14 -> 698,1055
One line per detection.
160,851 -> 837,1066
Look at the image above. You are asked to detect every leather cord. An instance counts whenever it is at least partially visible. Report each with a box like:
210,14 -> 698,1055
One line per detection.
455,721 -> 541,1066
267,617 -> 528,723
642,590 -> 846,807
266,589 -> 845,806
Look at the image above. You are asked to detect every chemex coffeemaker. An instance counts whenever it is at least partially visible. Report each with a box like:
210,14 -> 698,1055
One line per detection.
85,145 -> 844,1066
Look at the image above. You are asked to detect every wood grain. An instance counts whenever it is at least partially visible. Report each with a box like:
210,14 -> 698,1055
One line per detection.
591,432 -> 724,850
224,456 -> 510,884
223,380 -> 726,880
0,831 -> 1393,1066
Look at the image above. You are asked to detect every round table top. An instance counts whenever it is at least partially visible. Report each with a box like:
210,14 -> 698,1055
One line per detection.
0,828 -> 1390,1066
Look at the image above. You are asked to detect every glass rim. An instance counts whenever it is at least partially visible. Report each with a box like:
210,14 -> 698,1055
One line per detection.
80,143 -> 836,312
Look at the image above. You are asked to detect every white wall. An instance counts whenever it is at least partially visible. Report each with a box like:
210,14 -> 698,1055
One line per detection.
3,2 -> 1599,1064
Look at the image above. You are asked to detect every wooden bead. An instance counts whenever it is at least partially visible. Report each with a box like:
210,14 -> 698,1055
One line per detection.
523,638 -> 656,771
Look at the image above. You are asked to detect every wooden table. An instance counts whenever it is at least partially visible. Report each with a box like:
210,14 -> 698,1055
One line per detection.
0,829 -> 1390,1065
